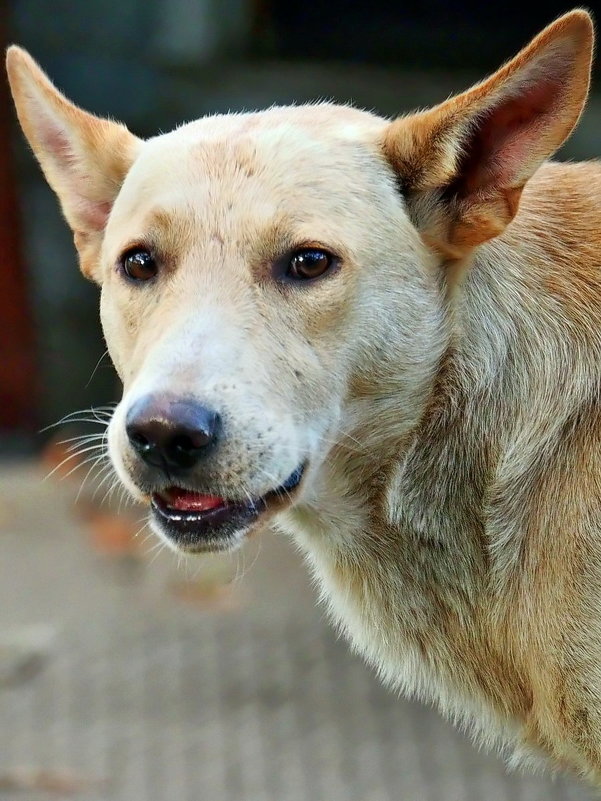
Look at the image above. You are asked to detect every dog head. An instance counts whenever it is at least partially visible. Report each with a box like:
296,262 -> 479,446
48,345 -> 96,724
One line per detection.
7,11 -> 592,552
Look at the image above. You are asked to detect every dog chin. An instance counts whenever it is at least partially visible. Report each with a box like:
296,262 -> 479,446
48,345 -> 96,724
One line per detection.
149,512 -> 251,555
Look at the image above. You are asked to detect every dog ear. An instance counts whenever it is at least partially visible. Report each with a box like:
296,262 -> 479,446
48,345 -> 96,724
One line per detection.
6,46 -> 142,281
382,10 -> 594,260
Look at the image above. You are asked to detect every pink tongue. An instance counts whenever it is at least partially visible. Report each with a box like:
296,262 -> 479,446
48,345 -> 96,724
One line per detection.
166,488 -> 225,512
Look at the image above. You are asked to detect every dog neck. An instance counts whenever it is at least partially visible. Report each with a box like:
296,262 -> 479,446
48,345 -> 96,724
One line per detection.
276,160 -> 601,752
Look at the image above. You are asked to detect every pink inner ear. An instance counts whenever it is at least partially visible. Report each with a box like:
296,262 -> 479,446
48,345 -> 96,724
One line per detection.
39,110 -> 112,232
455,76 -> 563,196
72,193 -> 112,231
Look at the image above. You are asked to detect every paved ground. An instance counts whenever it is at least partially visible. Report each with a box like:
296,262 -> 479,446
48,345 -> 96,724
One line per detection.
0,462 -> 595,801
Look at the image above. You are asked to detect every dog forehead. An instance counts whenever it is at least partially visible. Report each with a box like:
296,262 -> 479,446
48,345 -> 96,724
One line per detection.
122,104 -> 387,200
178,102 -> 386,143
106,104 -> 396,256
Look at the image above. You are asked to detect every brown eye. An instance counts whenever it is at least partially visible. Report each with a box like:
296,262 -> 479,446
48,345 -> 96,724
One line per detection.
121,248 -> 157,282
287,248 -> 334,281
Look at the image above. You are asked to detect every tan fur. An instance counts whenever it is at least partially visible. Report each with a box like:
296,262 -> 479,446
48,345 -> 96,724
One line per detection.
7,9 -> 601,784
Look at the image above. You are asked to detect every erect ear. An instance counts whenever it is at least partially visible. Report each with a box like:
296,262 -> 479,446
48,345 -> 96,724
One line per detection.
382,10 -> 594,260
6,46 -> 142,281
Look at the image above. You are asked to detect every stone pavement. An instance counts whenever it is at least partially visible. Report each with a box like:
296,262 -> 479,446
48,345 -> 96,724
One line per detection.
0,462 -> 594,801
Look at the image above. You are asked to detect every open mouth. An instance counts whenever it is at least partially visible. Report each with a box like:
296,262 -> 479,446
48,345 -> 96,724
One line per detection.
150,465 -> 305,552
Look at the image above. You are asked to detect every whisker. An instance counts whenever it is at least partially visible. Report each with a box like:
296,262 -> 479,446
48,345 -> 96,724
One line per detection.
103,476 -> 123,507
85,349 -> 110,388
233,547 -> 243,584
75,453 -> 111,503
256,467 -> 295,505
148,539 -> 169,565
321,432 -> 365,451
117,483 -> 132,515
39,405 -> 115,434
130,519 -> 149,543
41,418 -> 111,433
57,432 -> 108,447
64,442 -> 107,460
141,530 -> 156,548
92,464 -> 119,503
61,451 -> 110,482
65,435 -> 108,454
43,442 -> 107,482
237,535 -> 262,582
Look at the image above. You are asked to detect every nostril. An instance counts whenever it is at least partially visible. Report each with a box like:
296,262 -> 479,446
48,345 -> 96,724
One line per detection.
129,430 -> 150,448
126,425 -> 153,454
165,427 -> 216,468
171,433 -> 200,455
172,429 -> 213,453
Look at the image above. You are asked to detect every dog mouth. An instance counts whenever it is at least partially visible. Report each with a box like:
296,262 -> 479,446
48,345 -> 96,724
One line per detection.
149,465 -> 305,552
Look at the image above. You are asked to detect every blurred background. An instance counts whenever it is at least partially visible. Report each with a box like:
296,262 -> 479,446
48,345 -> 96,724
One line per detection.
1,0 -> 600,798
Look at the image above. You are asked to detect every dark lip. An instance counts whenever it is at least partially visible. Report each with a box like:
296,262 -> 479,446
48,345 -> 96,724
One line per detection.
149,464 -> 305,553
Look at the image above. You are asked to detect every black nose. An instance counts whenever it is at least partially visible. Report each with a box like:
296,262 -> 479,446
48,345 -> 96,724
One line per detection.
125,394 -> 220,472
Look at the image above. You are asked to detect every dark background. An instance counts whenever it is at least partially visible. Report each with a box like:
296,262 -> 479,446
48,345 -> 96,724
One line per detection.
3,0 -> 601,448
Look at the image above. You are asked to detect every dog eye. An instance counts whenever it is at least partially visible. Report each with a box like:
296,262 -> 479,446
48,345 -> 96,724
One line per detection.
287,249 -> 334,281
120,248 -> 158,282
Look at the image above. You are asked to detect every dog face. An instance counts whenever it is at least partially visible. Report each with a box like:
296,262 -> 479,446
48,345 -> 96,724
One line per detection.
98,108 -> 446,550
7,11 -> 592,553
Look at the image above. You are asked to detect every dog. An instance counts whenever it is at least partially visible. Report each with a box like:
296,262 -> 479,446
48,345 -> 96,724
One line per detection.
7,8 -> 601,783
